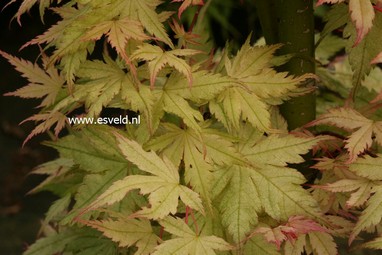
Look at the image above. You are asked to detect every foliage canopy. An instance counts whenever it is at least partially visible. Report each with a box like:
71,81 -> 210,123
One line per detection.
3,0 -> 382,254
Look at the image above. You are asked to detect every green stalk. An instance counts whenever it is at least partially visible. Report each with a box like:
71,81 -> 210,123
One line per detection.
277,0 -> 315,130
255,0 -> 316,130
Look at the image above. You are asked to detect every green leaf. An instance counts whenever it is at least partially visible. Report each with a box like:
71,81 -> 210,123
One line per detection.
349,154 -> 382,180
361,236 -> 382,250
45,193 -> 71,223
244,235 -> 281,255
87,133 -> 204,219
308,232 -> 337,255
348,0 -> 375,45
320,3 -> 348,40
153,216 -> 232,255
163,71 -> 235,104
23,229 -> 77,255
162,89 -> 204,132
346,13 -> 382,97
1,50 -> 64,107
23,228 -> 112,255
86,218 -> 159,254
62,168 -> 127,224
215,165 -> 261,243
132,44 -> 199,86
82,17 -> 149,63
213,164 -> 321,240
47,126 -> 128,173
134,0 -> 174,48
226,39 -> 281,78
217,87 -> 271,132
350,188 -> 382,244
240,70 -> 316,104
309,107 -> 382,162
242,134 -> 328,166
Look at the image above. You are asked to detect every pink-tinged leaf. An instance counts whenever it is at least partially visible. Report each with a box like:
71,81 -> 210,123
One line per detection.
254,227 -> 287,250
13,0 -> 39,25
0,50 -> 64,107
82,18 -> 149,73
172,0 -> 204,18
21,111 -> 67,146
316,0 -> 345,6
349,0 -> 375,46
317,179 -> 373,208
371,51 -> 382,64
131,44 -> 200,88
307,107 -> 370,130
308,107 -> 376,162
344,122 -> 373,162
308,232 -> 338,255
19,6 -> 76,50
254,216 -> 326,250
286,216 -> 327,235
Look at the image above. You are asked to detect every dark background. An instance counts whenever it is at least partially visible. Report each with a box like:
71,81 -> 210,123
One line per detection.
0,2 -> 57,254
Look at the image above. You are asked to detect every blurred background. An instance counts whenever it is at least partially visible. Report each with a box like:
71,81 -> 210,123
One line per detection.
0,2 -> 57,254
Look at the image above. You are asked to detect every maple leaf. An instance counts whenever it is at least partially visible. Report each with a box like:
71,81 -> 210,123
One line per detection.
145,122 -> 249,213
82,17 -> 149,67
172,0 -> 204,18
319,178 -> 376,208
211,133 -> 326,242
225,40 -> 281,79
371,51 -> 382,64
308,232 -> 338,255
361,236 -> 382,250
131,44 -> 200,87
244,235 -> 281,255
213,164 -> 322,242
242,134 -> 329,166
8,0 -> 51,25
85,132 -> 204,219
317,0 -> 375,45
19,6 -> 75,50
345,12 -> 382,96
0,50 -> 64,108
316,0 -> 345,6
308,107 -> 382,162
85,218 -> 159,254
217,39 -> 315,132
151,71 -> 234,134
339,155 -> 382,243
23,227 -> 117,255
162,70 -> 236,104
254,216 -> 326,250
240,70 -> 316,104
215,86 -> 272,132
169,19 -> 201,47
53,58 -> 155,133
134,0 -> 174,48
350,187 -> 382,244
20,111 -> 67,146
153,216 -> 232,255
349,0 -> 375,46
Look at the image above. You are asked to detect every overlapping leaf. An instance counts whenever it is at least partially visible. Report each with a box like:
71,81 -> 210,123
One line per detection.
132,44 -> 200,87
0,50 -> 64,107
308,107 -> 382,162
82,17 -> 149,64
86,132 -> 204,219
86,218 -> 159,254
153,216 -> 232,255
145,123 -> 248,211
